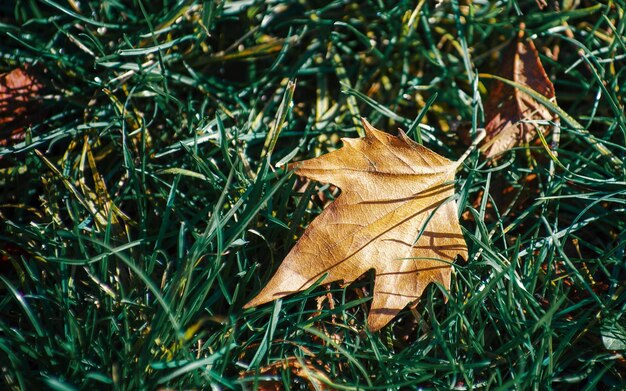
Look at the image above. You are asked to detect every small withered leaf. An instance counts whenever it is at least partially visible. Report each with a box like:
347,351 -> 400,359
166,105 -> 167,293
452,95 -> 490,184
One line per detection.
481,27 -> 556,158
0,66 -> 43,146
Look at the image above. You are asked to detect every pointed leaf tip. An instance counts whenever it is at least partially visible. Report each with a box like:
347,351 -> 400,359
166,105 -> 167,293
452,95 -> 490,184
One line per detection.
360,117 -> 376,135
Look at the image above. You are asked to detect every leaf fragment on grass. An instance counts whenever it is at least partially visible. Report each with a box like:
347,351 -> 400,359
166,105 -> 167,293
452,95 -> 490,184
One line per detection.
481,27 -> 556,158
0,66 -> 43,146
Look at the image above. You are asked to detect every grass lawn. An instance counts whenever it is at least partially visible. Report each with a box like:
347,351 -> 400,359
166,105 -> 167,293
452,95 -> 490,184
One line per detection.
1,1 -> 625,389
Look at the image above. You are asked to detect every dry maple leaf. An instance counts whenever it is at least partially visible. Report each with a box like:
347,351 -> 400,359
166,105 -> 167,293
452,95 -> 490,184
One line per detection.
481,27 -> 556,158
245,118 -> 468,331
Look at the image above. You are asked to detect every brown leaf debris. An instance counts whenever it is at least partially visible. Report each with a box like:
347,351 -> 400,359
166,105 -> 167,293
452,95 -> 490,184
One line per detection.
0,66 -> 43,146
481,26 -> 556,158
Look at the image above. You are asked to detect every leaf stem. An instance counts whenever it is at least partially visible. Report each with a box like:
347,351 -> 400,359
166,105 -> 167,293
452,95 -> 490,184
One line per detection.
455,128 -> 486,168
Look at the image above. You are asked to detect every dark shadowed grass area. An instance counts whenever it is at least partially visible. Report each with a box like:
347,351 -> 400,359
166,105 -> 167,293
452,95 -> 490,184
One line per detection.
1,1 -> 625,389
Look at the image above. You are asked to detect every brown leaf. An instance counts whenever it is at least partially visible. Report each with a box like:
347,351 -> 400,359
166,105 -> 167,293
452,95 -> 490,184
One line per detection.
0,66 -> 43,146
240,357 -> 331,390
245,118 -> 468,331
481,27 -> 556,158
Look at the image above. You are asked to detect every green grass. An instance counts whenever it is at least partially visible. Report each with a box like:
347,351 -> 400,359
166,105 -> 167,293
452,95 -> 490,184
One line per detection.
1,0 -> 625,389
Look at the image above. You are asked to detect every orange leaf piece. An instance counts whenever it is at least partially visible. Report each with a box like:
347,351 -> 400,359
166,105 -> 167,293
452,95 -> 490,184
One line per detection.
245,119 -> 468,331
481,27 -> 556,158
0,66 -> 43,146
